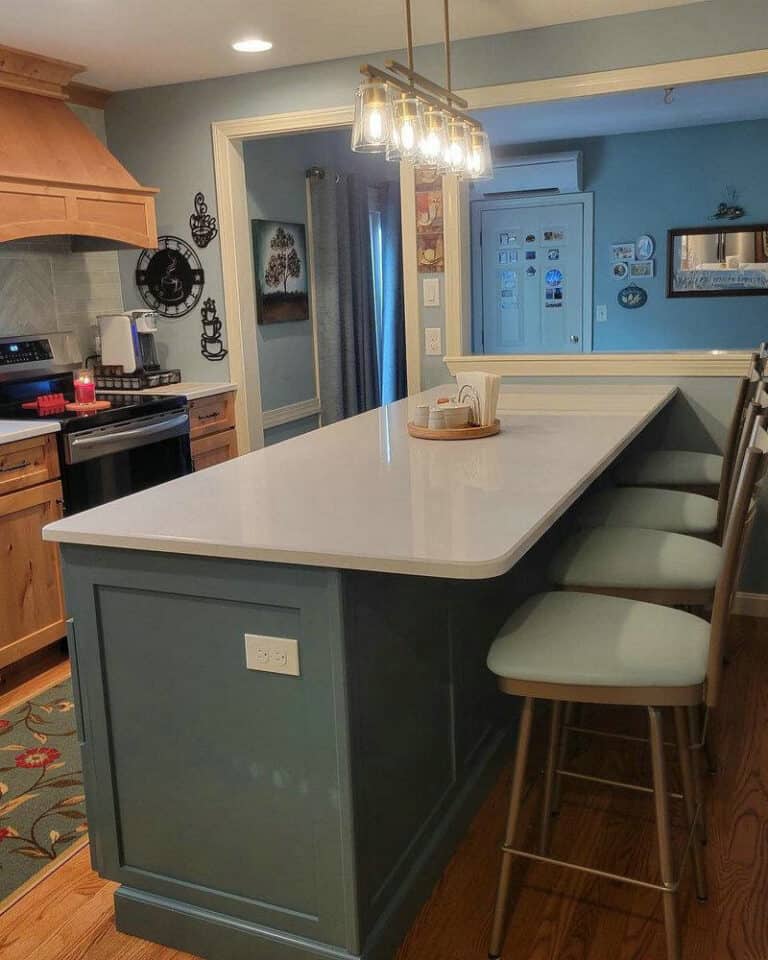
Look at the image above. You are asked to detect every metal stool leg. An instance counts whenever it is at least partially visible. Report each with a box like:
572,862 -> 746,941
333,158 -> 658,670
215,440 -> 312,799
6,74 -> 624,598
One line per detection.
539,701 -> 562,854
686,705 -> 708,844
489,697 -> 535,960
702,703 -> 717,775
674,707 -> 708,902
648,706 -> 681,960
551,701 -> 574,815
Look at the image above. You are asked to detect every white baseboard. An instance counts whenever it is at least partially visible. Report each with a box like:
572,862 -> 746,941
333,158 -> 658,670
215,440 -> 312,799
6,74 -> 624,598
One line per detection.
733,592 -> 768,618
262,397 -> 321,430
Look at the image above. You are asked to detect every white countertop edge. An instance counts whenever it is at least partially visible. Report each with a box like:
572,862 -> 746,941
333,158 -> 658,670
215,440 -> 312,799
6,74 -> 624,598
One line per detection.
0,420 -> 61,444
45,387 -> 676,578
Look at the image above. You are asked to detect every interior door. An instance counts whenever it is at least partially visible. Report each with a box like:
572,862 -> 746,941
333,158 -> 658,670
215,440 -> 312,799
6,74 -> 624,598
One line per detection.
476,200 -> 585,354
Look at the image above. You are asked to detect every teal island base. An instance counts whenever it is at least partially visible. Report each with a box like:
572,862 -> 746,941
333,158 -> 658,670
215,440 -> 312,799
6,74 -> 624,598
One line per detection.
61,543 -> 551,960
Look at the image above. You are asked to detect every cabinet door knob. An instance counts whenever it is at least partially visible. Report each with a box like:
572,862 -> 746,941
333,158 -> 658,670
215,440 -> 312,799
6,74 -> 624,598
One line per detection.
570,335 -> 580,343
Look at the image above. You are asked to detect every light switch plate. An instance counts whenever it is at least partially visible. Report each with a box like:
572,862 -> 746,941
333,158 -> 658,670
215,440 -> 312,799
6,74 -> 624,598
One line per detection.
596,304 -> 608,323
423,277 -> 440,306
425,327 -> 442,356
244,634 -> 300,677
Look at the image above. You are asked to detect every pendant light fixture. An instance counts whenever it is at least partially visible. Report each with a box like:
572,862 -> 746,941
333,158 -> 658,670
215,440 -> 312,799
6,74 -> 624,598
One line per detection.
351,0 -> 493,182
351,78 -> 393,153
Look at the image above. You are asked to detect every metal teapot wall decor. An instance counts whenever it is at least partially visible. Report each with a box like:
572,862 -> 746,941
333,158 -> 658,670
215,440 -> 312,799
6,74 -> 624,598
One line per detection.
710,186 -> 745,221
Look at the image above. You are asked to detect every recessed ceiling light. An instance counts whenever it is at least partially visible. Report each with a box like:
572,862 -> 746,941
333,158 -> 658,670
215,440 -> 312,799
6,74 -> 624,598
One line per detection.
232,38 -> 273,53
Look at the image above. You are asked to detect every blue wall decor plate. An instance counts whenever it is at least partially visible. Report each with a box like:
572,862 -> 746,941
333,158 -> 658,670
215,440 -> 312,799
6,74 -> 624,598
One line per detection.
618,284 -> 647,309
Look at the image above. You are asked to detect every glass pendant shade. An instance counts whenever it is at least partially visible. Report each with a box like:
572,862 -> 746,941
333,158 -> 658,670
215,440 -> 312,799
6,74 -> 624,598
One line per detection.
443,118 -> 471,175
465,128 -> 494,180
391,95 -> 424,162
351,80 -> 393,153
419,107 -> 448,164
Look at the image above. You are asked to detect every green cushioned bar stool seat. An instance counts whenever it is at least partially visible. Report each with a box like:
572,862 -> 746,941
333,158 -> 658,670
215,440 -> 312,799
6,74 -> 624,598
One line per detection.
576,486 -> 719,537
615,449 -> 723,488
487,591 -> 709,689
548,526 -> 722,601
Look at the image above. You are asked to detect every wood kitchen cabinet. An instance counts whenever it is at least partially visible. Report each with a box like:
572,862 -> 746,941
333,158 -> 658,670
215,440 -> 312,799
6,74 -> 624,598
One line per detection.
0,435 -> 66,671
189,391 -> 238,472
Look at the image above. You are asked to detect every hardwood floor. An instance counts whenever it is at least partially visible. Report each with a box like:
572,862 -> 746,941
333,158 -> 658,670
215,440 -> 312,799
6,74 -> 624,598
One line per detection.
0,616 -> 765,959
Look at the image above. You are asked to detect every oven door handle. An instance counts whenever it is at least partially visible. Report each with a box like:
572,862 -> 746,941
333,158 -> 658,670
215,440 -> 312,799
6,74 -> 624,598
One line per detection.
71,412 -> 189,448
66,412 -> 190,464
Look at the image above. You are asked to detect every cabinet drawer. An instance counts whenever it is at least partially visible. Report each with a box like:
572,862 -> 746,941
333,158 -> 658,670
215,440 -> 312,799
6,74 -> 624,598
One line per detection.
191,428 -> 238,472
188,392 -> 236,440
0,433 -> 60,495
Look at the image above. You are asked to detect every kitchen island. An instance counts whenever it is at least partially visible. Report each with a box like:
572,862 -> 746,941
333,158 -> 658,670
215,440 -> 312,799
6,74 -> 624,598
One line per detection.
44,383 -> 676,960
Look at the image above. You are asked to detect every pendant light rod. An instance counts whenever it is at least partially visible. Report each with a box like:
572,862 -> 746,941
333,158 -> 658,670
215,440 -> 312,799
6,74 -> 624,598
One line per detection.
443,0 -> 452,94
404,0 -> 415,74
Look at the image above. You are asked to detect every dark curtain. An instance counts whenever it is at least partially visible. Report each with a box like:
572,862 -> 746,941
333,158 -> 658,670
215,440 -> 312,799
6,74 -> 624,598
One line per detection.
380,180 -> 407,404
308,171 -> 379,424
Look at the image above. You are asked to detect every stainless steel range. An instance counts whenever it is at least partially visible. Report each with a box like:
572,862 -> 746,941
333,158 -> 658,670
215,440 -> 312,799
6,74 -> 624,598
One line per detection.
0,335 -> 192,514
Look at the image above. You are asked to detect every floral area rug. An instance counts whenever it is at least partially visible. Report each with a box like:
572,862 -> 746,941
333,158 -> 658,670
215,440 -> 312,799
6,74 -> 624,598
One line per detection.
0,677 -> 88,913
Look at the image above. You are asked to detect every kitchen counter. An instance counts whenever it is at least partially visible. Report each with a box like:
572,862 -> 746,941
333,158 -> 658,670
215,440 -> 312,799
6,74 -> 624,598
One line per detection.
45,383 -> 675,579
98,381 -> 236,401
52,382 -> 676,960
0,419 -> 60,445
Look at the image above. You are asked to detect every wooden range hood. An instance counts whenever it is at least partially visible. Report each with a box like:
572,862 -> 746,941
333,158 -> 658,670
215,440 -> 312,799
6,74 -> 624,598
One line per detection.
0,45 -> 157,248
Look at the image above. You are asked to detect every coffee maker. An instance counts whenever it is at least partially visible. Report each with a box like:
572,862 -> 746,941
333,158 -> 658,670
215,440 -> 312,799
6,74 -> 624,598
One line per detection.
98,311 -> 160,373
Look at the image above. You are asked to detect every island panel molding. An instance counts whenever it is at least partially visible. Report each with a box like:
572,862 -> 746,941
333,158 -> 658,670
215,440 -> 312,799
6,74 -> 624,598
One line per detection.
445,351 -> 755,378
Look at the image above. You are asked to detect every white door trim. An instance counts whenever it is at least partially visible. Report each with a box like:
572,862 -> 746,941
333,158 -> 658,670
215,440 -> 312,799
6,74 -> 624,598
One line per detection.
211,104 -> 422,450
470,192 -> 594,354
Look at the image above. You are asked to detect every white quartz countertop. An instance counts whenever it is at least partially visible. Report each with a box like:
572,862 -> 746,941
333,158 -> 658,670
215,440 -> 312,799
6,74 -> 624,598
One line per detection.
0,420 -> 60,445
98,382 -> 236,401
44,384 -> 676,579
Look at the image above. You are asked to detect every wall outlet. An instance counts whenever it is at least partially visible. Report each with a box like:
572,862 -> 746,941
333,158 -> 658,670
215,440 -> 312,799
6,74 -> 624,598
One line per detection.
595,304 -> 608,323
244,634 -> 300,677
425,327 -> 442,356
423,277 -> 440,307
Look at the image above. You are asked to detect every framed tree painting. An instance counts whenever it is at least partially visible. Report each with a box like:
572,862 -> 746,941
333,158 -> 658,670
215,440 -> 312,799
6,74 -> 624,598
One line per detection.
252,220 -> 309,323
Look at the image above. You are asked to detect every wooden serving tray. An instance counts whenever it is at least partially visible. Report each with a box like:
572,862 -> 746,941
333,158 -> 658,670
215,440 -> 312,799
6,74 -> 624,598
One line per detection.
407,419 -> 500,441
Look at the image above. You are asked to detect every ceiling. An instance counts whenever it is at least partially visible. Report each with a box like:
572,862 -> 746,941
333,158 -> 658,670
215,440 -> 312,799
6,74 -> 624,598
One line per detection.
478,74 -> 768,145
5,0 -> 702,91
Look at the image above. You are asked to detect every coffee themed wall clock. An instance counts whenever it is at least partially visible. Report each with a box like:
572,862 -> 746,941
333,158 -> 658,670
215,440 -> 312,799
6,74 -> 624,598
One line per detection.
136,236 -> 205,317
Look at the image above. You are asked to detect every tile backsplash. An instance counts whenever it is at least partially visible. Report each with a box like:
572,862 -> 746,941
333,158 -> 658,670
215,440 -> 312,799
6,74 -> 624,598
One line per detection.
0,237 -> 124,361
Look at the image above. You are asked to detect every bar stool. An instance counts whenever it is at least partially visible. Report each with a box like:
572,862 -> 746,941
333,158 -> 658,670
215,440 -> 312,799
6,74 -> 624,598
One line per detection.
585,378 -> 766,543
615,354 -> 760,495
486,431 -> 766,960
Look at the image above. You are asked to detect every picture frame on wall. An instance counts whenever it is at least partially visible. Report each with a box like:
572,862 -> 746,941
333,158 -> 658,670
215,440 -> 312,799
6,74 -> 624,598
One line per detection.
612,261 -> 629,280
610,242 -> 636,262
252,219 -> 309,323
667,224 -> 768,297
629,260 -> 655,278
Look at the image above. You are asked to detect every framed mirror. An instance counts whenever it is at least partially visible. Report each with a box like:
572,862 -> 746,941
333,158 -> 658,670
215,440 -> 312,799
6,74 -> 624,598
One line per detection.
667,224 -> 768,297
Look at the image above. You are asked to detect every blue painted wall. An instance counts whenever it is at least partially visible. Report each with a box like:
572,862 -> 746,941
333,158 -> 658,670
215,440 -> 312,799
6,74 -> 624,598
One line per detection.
488,119 -> 768,352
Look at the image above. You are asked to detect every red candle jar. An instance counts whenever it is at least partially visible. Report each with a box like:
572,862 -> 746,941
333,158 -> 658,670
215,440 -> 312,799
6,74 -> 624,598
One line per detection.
74,372 -> 96,404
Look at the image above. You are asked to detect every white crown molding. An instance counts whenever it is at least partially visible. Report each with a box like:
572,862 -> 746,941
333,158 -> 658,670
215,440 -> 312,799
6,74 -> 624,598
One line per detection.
262,397 -> 322,430
445,352 -> 755,378
459,49 -> 768,110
